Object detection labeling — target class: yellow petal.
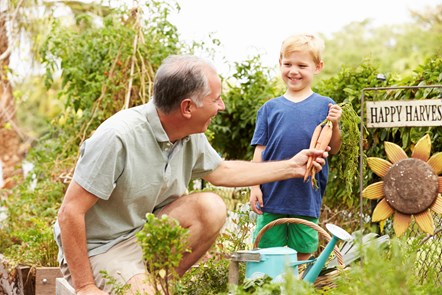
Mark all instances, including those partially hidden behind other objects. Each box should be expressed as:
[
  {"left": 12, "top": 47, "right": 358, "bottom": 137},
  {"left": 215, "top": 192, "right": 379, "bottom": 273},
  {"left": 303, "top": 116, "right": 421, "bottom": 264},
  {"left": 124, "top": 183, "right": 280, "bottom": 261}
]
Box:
[
  {"left": 362, "top": 181, "right": 384, "bottom": 199},
  {"left": 427, "top": 152, "right": 442, "bottom": 175},
  {"left": 439, "top": 177, "right": 442, "bottom": 193},
  {"left": 411, "top": 134, "right": 431, "bottom": 162},
  {"left": 430, "top": 195, "right": 442, "bottom": 214},
  {"left": 367, "top": 157, "right": 392, "bottom": 178},
  {"left": 393, "top": 211, "right": 411, "bottom": 237},
  {"left": 372, "top": 199, "right": 394, "bottom": 222},
  {"left": 414, "top": 210, "right": 435, "bottom": 235},
  {"left": 384, "top": 141, "right": 408, "bottom": 164},
  {"left": 379, "top": 220, "right": 386, "bottom": 233}
]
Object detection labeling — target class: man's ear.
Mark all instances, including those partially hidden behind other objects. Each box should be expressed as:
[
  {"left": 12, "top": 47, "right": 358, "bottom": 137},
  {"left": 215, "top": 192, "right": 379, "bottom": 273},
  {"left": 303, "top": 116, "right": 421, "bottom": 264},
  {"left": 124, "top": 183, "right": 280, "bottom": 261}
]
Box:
[{"left": 181, "top": 98, "right": 193, "bottom": 119}]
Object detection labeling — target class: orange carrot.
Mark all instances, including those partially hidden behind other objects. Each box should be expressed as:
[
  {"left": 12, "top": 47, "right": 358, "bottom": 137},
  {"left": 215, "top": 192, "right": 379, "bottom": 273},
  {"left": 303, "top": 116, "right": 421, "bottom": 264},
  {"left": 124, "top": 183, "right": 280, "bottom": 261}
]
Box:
[
  {"left": 314, "top": 120, "right": 333, "bottom": 150},
  {"left": 304, "top": 123, "right": 323, "bottom": 182},
  {"left": 305, "top": 120, "right": 334, "bottom": 188}
]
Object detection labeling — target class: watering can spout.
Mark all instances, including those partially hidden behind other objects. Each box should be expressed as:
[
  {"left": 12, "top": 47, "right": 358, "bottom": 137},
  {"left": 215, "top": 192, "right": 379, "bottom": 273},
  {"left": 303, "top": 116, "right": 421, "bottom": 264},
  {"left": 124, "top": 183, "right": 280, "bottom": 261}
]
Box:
[{"left": 303, "top": 224, "right": 352, "bottom": 283}]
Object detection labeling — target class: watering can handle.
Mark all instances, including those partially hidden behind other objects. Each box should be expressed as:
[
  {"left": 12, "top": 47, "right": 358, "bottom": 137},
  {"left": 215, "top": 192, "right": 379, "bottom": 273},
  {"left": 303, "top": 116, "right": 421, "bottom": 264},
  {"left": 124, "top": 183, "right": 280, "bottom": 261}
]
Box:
[{"left": 253, "top": 217, "right": 345, "bottom": 267}]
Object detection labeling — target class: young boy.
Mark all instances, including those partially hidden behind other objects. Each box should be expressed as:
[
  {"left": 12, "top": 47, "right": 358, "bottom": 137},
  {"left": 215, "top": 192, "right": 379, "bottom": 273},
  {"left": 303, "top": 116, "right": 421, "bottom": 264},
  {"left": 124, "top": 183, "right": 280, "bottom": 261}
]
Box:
[{"left": 250, "top": 33, "right": 342, "bottom": 260}]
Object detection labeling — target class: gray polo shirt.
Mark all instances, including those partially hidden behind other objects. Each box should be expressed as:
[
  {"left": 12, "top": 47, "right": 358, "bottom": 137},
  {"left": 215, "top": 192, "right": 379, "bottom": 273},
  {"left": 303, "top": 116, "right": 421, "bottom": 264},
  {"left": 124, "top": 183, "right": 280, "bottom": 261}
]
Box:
[{"left": 54, "top": 101, "right": 222, "bottom": 259}]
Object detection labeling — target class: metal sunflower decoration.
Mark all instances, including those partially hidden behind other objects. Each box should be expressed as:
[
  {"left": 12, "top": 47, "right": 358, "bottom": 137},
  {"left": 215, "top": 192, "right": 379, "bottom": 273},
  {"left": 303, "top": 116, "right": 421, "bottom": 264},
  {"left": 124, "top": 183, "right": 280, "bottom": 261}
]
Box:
[{"left": 362, "top": 134, "right": 442, "bottom": 236}]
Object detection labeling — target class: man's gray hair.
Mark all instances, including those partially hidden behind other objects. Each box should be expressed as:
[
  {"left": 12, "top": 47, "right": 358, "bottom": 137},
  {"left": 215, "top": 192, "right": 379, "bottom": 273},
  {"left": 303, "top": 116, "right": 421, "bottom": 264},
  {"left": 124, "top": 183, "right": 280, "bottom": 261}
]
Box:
[{"left": 153, "top": 55, "right": 216, "bottom": 114}]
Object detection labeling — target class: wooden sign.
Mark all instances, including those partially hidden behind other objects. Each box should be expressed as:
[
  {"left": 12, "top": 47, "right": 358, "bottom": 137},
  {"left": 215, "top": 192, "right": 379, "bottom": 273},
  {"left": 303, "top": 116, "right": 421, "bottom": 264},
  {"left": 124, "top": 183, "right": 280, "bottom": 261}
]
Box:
[{"left": 366, "top": 99, "right": 442, "bottom": 128}]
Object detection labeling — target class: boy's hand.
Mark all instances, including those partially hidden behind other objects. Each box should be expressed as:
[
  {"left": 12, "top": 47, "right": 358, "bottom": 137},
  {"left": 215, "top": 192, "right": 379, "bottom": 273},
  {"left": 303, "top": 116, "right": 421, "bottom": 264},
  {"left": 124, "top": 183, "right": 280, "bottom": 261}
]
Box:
[
  {"left": 250, "top": 186, "right": 264, "bottom": 214},
  {"left": 327, "top": 103, "right": 342, "bottom": 125}
]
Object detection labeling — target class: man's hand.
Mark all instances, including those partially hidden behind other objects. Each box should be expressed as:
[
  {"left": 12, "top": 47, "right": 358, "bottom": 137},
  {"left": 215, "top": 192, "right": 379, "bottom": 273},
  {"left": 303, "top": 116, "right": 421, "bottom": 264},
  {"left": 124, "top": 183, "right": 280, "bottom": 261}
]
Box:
[{"left": 292, "top": 147, "right": 330, "bottom": 175}]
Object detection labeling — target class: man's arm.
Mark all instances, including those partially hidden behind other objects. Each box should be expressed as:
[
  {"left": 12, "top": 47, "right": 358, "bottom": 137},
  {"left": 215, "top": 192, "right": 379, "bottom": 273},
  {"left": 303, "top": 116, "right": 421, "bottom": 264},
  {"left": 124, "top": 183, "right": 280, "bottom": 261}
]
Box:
[
  {"left": 204, "top": 148, "right": 328, "bottom": 187},
  {"left": 57, "top": 180, "right": 106, "bottom": 294}
]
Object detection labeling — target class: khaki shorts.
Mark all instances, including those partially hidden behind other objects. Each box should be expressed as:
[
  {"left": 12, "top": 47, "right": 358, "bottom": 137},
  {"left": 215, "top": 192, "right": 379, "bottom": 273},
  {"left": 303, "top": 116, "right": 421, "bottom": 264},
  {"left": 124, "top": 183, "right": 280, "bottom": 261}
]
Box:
[{"left": 60, "top": 235, "right": 145, "bottom": 293}]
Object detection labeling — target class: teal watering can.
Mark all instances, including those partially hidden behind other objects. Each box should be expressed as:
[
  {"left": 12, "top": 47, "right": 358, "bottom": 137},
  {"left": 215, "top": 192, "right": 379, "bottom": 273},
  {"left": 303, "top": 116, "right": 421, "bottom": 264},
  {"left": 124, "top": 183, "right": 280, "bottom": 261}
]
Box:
[
  {"left": 228, "top": 219, "right": 352, "bottom": 285},
  {"left": 302, "top": 223, "right": 353, "bottom": 283}
]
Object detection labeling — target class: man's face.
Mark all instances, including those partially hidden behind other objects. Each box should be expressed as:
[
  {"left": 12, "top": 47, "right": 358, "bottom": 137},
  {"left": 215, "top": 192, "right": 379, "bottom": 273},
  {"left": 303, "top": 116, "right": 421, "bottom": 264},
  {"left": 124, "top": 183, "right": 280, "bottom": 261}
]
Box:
[{"left": 191, "top": 68, "right": 225, "bottom": 133}]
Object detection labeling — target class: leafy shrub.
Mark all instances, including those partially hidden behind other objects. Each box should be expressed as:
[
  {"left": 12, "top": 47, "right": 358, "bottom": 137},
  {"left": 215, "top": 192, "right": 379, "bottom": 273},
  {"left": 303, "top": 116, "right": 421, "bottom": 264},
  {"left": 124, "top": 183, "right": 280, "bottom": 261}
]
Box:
[
  {"left": 137, "top": 213, "right": 190, "bottom": 295},
  {"left": 328, "top": 237, "right": 442, "bottom": 295},
  {"left": 209, "top": 56, "right": 281, "bottom": 160}
]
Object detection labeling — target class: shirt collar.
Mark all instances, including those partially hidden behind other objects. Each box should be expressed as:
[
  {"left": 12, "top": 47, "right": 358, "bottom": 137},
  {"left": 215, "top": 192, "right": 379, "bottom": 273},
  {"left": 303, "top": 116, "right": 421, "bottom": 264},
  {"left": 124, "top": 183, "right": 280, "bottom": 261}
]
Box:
[
  {"left": 146, "top": 100, "right": 170, "bottom": 143},
  {"left": 145, "top": 100, "right": 190, "bottom": 144}
]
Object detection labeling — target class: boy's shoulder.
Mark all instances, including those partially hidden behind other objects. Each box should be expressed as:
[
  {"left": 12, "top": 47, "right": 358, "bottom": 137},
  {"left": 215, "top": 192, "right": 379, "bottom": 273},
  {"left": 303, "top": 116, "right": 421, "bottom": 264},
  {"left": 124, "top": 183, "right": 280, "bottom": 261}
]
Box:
[
  {"left": 258, "top": 96, "right": 288, "bottom": 111},
  {"left": 311, "top": 92, "right": 333, "bottom": 100},
  {"left": 305, "top": 93, "right": 336, "bottom": 107},
  {"left": 262, "top": 95, "right": 285, "bottom": 105}
]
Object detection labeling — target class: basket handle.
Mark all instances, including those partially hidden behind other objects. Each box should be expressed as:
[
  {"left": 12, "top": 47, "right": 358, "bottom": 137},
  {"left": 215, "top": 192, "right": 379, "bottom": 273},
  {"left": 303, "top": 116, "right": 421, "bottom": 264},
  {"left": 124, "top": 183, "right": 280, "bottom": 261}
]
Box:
[{"left": 253, "top": 217, "right": 345, "bottom": 267}]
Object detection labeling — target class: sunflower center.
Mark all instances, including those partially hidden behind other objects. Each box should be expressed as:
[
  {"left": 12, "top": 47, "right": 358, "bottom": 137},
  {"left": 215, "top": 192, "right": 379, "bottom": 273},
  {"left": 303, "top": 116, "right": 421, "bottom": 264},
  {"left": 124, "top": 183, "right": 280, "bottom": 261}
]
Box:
[{"left": 383, "top": 158, "right": 438, "bottom": 214}]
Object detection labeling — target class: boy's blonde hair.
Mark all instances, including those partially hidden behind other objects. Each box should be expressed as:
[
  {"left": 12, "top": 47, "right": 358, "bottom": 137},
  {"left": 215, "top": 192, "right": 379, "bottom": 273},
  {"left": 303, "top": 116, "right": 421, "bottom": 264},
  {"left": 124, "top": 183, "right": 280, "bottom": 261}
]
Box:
[{"left": 280, "top": 33, "right": 324, "bottom": 65}]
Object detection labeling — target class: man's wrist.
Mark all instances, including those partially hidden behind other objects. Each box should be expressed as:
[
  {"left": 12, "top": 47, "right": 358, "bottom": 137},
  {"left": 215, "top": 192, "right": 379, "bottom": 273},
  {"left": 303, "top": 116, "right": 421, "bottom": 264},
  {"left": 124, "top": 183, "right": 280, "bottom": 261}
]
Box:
[
  {"left": 75, "top": 282, "right": 96, "bottom": 293},
  {"left": 289, "top": 160, "right": 303, "bottom": 178}
]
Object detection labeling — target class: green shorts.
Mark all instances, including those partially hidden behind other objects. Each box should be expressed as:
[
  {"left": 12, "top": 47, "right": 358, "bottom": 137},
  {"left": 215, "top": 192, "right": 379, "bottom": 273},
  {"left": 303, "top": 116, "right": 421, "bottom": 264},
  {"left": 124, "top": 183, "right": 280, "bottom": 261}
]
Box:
[{"left": 253, "top": 212, "right": 319, "bottom": 254}]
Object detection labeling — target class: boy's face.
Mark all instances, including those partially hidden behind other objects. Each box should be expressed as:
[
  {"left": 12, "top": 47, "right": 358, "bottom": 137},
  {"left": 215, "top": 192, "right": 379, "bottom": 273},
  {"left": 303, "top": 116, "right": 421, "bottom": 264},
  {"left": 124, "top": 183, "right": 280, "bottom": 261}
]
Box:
[{"left": 279, "top": 51, "right": 323, "bottom": 94}]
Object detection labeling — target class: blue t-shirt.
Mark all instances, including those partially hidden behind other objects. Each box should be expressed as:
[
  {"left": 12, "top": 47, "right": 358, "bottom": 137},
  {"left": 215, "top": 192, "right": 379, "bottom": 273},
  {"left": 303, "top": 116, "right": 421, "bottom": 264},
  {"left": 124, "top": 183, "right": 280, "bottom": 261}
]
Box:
[{"left": 251, "top": 93, "right": 335, "bottom": 218}]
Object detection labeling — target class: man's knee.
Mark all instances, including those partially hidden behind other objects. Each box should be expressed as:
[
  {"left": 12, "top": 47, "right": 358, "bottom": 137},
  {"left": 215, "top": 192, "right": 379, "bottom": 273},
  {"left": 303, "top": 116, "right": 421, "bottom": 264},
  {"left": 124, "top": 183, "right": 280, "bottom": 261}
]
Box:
[{"left": 199, "top": 192, "right": 227, "bottom": 225}]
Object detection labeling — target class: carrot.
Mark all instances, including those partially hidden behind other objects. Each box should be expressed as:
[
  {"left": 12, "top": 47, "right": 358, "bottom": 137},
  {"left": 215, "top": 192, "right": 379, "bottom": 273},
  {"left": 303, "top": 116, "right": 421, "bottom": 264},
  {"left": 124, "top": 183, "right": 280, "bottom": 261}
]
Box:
[
  {"left": 314, "top": 120, "right": 333, "bottom": 150},
  {"left": 304, "top": 123, "right": 323, "bottom": 181},
  {"left": 304, "top": 120, "right": 334, "bottom": 188}
]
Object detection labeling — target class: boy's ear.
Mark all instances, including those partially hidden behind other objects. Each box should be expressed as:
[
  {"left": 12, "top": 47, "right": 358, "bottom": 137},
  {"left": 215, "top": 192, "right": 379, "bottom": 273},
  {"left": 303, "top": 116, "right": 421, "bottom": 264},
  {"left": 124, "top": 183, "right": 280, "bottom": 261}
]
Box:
[{"left": 315, "top": 60, "right": 324, "bottom": 73}]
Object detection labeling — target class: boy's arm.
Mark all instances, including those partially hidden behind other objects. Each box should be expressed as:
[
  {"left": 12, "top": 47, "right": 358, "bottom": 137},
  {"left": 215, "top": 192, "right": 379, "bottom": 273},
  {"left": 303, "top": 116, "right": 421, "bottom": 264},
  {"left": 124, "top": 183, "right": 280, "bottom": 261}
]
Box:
[
  {"left": 250, "top": 145, "right": 265, "bottom": 214},
  {"left": 250, "top": 145, "right": 265, "bottom": 187},
  {"left": 329, "top": 123, "right": 342, "bottom": 155},
  {"left": 327, "top": 103, "right": 342, "bottom": 155}
]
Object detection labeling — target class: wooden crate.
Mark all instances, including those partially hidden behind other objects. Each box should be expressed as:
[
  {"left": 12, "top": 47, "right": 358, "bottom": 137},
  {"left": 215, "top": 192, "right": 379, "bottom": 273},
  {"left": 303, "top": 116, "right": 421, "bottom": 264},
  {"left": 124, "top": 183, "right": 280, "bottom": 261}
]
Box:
[
  {"left": 17, "top": 265, "right": 34, "bottom": 295},
  {"left": 1, "top": 255, "right": 63, "bottom": 295},
  {"left": 35, "top": 267, "right": 62, "bottom": 295}
]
